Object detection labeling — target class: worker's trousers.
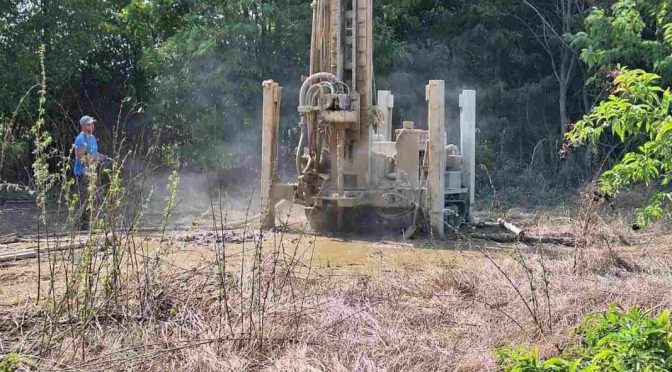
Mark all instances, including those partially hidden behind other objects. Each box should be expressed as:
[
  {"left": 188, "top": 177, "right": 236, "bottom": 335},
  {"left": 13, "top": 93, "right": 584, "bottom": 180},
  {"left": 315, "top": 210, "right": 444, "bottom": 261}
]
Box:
[{"left": 75, "top": 174, "right": 90, "bottom": 229}]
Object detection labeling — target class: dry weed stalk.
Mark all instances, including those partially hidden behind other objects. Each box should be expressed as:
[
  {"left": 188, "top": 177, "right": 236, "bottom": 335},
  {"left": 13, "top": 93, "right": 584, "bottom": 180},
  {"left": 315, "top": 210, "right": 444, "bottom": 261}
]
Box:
[
  {"left": 572, "top": 182, "right": 604, "bottom": 273},
  {"left": 4, "top": 219, "right": 672, "bottom": 370},
  {"left": 3, "top": 128, "right": 327, "bottom": 369},
  {"left": 481, "top": 246, "right": 554, "bottom": 336},
  {"left": 570, "top": 181, "right": 640, "bottom": 276}
]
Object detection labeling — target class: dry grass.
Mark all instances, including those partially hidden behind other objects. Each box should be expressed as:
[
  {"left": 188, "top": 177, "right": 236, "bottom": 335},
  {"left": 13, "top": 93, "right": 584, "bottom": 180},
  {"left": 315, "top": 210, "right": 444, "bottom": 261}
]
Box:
[{"left": 1, "top": 203, "right": 672, "bottom": 371}]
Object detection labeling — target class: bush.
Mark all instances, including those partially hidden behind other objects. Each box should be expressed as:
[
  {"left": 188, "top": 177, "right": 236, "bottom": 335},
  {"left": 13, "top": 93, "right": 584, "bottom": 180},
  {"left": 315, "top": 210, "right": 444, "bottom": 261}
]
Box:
[
  {"left": 566, "top": 68, "right": 672, "bottom": 226},
  {"left": 496, "top": 304, "right": 672, "bottom": 371},
  {"left": 0, "top": 354, "right": 20, "bottom": 372}
]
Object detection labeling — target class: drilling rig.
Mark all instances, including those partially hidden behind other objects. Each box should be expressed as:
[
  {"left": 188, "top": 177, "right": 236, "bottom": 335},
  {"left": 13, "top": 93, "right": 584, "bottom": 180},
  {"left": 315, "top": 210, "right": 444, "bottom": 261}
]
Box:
[{"left": 260, "top": 0, "right": 476, "bottom": 238}]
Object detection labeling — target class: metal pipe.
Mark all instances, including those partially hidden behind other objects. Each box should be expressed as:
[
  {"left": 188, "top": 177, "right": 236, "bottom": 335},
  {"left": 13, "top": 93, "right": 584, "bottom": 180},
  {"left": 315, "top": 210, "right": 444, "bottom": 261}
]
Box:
[
  {"left": 309, "top": 0, "right": 317, "bottom": 75},
  {"left": 351, "top": 0, "right": 357, "bottom": 91},
  {"left": 305, "top": 114, "right": 312, "bottom": 154}
]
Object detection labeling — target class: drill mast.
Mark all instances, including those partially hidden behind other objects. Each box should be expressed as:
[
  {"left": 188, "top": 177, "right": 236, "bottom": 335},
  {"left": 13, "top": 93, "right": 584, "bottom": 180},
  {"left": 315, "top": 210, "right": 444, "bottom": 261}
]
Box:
[{"left": 260, "top": 0, "right": 477, "bottom": 237}]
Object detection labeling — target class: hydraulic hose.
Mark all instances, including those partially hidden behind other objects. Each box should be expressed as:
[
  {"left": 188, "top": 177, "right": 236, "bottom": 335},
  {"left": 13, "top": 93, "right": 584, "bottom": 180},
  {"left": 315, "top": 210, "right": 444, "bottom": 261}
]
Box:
[
  {"left": 302, "top": 155, "right": 314, "bottom": 175},
  {"left": 298, "top": 72, "right": 340, "bottom": 109},
  {"left": 306, "top": 82, "right": 335, "bottom": 108},
  {"left": 296, "top": 119, "right": 306, "bottom": 175}
]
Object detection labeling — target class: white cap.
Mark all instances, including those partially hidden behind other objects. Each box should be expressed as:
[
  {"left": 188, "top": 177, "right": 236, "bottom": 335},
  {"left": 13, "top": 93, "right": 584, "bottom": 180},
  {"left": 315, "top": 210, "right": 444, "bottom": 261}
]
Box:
[{"left": 79, "top": 115, "right": 96, "bottom": 126}]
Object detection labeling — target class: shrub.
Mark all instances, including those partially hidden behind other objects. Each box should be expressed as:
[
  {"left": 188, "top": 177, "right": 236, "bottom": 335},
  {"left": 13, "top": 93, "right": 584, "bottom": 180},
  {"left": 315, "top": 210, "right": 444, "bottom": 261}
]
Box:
[
  {"left": 0, "top": 354, "right": 20, "bottom": 372},
  {"left": 565, "top": 68, "right": 672, "bottom": 226},
  {"left": 496, "top": 304, "right": 672, "bottom": 371}
]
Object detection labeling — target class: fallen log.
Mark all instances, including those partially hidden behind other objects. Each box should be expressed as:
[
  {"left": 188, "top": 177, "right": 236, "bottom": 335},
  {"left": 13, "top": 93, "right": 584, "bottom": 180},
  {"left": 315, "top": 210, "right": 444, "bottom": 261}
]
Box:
[
  {"left": 497, "top": 218, "right": 525, "bottom": 240},
  {"left": 12, "top": 215, "right": 264, "bottom": 241},
  {"left": 470, "top": 231, "right": 575, "bottom": 246},
  {"left": 469, "top": 232, "right": 519, "bottom": 243},
  {"left": 523, "top": 235, "right": 575, "bottom": 246},
  {"left": 468, "top": 218, "right": 576, "bottom": 247},
  {"left": 0, "top": 233, "right": 20, "bottom": 245},
  {"left": 0, "top": 242, "right": 87, "bottom": 263},
  {"left": 472, "top": 221, "right": 502, "bottom": 229}
]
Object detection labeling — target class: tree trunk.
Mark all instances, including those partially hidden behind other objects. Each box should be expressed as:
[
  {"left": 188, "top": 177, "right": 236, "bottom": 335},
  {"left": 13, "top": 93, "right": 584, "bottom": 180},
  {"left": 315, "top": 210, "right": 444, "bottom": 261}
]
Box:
[
  {"left": 559, "top": 86, "right": 568, "bottom": 135},
  {"left": 558, "top": 45, "right": 576, "bottom": 136}
]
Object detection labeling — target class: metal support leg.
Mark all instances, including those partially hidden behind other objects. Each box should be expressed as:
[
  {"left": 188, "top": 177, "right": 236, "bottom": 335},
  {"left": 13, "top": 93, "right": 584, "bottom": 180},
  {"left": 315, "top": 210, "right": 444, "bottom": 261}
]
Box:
[
  {"left": 459, "top": 90, "right": 476, "bottom": 220},
  {"left": 376, "top": 90, "right": 394, "bottom": 141},
  {"left": 427, "top": 80, "right": 446, "bottom": 238},
  {"left": 261, "top": 80, "right": 282, "bottom": 229}
]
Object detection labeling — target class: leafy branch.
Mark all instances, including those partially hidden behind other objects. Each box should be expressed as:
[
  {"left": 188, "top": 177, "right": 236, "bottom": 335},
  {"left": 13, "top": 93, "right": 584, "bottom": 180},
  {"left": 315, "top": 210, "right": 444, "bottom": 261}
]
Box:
[{"left": 566, "top": 67, "right": 672, "bottom": 226}]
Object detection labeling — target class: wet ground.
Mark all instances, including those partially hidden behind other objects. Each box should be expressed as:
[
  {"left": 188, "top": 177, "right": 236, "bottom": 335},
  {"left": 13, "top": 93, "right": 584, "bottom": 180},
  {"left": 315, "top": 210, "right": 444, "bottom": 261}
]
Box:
[
  {"left": 0, "top": 197, "right": 517, "bottom": 265},
  {"left": 0, "top": 196, "right": 523, "bottom": 310},
  {"left": 0, "top": 223, "right": 503, "bottom": 308}
]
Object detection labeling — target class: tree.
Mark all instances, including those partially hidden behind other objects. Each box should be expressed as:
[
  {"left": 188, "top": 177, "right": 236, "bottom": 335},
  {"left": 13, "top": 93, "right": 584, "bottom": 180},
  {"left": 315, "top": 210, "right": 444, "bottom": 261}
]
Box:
[
  {"left": 519, "top": 0, "right": 589, "bottom": 135},
  {"left": 143, "top": 0, "right": 313, "bottom": 165},
  {"left": 0, "top": 0, "right": 189, "bottom": 181},
  {"left": 572, "top": 0, "right": 672, "bottom": 84},
  {"left": 566, "top": 68, "right": 672, "bottom": 225},
  {"left": 565, "top": 0, "right": 672, "bottom": 225}
]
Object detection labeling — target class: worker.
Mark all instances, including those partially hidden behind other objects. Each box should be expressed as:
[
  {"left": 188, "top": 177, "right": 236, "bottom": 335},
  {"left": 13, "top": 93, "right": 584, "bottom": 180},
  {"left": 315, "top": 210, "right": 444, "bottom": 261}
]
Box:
[{"left": 73, "top": 115, "right": 105, "bottom": 230}]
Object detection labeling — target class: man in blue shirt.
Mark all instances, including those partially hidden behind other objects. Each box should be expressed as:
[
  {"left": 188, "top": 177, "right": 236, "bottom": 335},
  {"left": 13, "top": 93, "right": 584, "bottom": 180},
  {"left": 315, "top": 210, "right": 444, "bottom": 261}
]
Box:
[{"left": 74, "top": 115, "right": 104, "bottom": 229}]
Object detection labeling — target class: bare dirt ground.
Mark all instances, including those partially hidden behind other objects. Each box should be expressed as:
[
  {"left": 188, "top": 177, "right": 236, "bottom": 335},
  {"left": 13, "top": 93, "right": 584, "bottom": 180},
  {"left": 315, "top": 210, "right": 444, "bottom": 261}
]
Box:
[{"left": 1, "top": 199, "right": 671, "bottom": 370}]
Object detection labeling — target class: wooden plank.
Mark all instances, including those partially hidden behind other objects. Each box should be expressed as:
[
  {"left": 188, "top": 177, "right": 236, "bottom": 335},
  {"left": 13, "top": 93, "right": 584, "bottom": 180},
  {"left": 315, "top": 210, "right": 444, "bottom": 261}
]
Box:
[
  {"left": 498, "top": 218, "right": 524, "bottom": 240},
  {"left": 0, "top": 242, "right": 87, "bottom": 263}
]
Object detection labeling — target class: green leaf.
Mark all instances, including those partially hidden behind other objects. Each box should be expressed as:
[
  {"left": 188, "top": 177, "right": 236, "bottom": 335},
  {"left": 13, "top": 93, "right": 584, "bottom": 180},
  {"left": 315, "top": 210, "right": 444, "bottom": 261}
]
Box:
[{"left": 656, "top": 118, "right": 672, "bottom": 141}]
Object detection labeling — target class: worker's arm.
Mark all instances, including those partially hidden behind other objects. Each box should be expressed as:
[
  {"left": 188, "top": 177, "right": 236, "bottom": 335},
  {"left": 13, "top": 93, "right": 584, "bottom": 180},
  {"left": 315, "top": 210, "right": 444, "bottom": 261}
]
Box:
[
  {"left": 74, "top": 136, "right": 99, "bottom": 165},
  {"left": 93, "top": 152, "right": 110, "bottom": 162},
  {"left": 76, "top": 147, "right": 98, "bottom": 164}
]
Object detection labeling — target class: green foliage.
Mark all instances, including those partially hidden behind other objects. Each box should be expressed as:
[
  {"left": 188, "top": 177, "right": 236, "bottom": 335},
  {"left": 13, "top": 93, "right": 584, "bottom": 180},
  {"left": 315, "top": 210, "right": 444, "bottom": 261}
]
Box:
[
  {"left": 566, "top": 67, "right": 672, "bottom": 225},
  {"left": 0, "top": 354, "right": 20, "bottom": 372},
  {"left": 139, "top": 0, "right": 309, "bottom": 164},
  {"left": 496, "top": 304, "right": 672, "bottom": 371},
  {"left": 569, "top": 0, "right": 672, "bottom": 223},
  {"left": 0, "top": 0, "right": 172, "bottom": 181},
  {"left": 572, "top": 0, "right": 672, "bottom": 83},
  {"left": 496, "top": 347, "right": 579, "bottom": 371},
  {"left": 0, "top": 0, "right": 601, "bottom": 196},
  {"left": 476, "top": 140, "right": 496, "bottom": 170}
]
